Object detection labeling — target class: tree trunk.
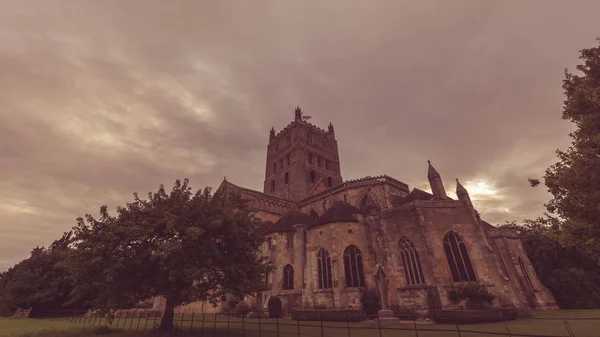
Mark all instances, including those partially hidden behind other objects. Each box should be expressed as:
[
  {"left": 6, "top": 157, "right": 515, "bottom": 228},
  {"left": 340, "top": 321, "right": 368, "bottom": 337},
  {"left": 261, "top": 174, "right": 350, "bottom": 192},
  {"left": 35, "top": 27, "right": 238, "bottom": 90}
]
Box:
[{"left": 158, "top": 297, "right": 176, "bottom": 331}]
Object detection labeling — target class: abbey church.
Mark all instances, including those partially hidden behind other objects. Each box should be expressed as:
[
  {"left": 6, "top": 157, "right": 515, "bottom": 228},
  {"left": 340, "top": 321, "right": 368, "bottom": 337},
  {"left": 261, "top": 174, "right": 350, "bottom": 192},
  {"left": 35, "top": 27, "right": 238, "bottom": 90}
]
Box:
[{"left": 191, "top": 108, "right": 557, "bottom": 313}]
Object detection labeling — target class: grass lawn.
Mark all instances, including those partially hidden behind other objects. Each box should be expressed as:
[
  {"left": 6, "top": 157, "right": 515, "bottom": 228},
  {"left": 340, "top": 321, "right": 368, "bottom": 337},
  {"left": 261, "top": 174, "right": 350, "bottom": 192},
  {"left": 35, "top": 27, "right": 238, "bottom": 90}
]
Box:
[{"left": 1, "top": 310, "right": 599, "bottom": 337}]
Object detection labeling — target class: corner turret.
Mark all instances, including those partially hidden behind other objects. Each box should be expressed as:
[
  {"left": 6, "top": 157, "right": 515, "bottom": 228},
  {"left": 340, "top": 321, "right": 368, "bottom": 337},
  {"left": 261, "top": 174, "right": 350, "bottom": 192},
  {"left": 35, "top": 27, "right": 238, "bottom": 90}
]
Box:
[
  {"left": 427, "top": 160, "right": 447, "bottom": 199},
  {"left": 328, "top": 122, "right": 335, "bottom": 134}
]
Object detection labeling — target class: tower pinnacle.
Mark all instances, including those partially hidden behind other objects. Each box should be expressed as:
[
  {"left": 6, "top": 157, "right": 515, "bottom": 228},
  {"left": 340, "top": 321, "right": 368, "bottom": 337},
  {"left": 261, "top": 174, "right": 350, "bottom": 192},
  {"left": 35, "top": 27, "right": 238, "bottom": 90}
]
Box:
[{"left": 427, "top": 160, "right": 447, "bottom": 198}]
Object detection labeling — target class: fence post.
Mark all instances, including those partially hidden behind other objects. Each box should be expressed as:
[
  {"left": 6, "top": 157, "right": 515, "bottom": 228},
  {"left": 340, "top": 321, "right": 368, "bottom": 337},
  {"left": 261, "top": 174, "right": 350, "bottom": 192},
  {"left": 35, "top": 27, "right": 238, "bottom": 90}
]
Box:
[
  {"left": 297, "top": 317, "right": 300, "bottom": 337},
  {"left": 143, "top": 312, "right": 149, "bottom": 330},
  {"left": 136, "top": 311, "right": 142, "bottom": 330},
  {"left": 92, "top": 312, "right": 98, "bottom": 326},
  {"left": 504, "top": 320, "right": 512, "bottom": 337},
  {"left": 377, "top": 315, "right": 383, "bottom": 337},
  {"left": 180, "top": 312, "right": 185, "bottom": 332},
  {"left": 213, "top": 312, "right": 217, "bottom": 337},
  {"left": 346, "top": 313, "right": 351, "bottom": 337},
  {"left": 456, "top": 323, "right": 462, "bottom": 337},
  {"left": 129, "top": 311, "right": 135, "bottom": 329},
  {"left": 320, "top": 312, "right": 324, "bottom": 337},
  {"left": 227, "top": 313, "right": 231, "bottom": 337},
  {"left": 562, "top": 318, "right": 574, "bottom": 337},
  {"left": 412, "top": 308, "right": 419, "bottom": 337},
  {"left": 122, "top": 311, "right": 129, "bottom": 329},
  {"left": 190, "top": 312, "right": 195, "bottom": 333},
  {"left": 200, "top": 313, "right": 206, "bottom": 337},
  {"left": 115, "top": 311, "right": 122, "bottom": 328},
  {"left": 258, "top": 311, "right": 262, "bottom": 337},
  {"left": 242, "top": 314, "right": 245, "bottom": 337}
]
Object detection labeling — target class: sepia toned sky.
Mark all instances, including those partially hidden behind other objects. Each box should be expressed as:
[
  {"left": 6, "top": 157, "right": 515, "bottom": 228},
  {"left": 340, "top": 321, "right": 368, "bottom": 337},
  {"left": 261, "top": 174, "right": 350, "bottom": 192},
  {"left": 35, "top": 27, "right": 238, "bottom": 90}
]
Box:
[{"left": 1, "top": 0, "right": 599, "bottom": 271}]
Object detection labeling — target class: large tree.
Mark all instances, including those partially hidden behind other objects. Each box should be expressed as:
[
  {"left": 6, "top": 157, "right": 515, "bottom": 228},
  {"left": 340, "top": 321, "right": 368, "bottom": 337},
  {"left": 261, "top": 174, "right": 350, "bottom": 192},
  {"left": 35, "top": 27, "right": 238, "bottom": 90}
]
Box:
[
  {"left": 529, "top": 38, "right": 600, "bottom": 261},
  {"left": 68, "top": 179, "right": 271, "bottom": 331}
]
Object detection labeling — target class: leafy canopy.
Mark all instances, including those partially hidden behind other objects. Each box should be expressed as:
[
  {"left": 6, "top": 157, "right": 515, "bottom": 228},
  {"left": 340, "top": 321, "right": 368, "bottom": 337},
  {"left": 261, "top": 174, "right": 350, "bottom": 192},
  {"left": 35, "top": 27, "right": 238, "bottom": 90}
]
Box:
[
  {"left": 529, "top": 38, "right": 600, "bottom": 260},
  {"left": 68, "top": 178, "right": 271, "bottom": 330}
]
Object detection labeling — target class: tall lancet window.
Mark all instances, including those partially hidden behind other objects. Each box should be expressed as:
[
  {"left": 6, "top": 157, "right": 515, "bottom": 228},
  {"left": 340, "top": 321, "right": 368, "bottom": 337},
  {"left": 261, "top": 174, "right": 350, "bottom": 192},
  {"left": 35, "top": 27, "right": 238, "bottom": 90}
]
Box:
[
  {"left": 399, "top": 238, "right": 426, "bottom": 285},
  {"left": 343, "top": 245, "right": 365, "bottom": 288},
  {"left": 317, "top": 248, "right": 333, "bottom": 289},
  {"left": 283, "top": 264, "right": 294, "bottom": 290},
  {"left": 443, "top": 231, "right": 477, "bottom": 282}
]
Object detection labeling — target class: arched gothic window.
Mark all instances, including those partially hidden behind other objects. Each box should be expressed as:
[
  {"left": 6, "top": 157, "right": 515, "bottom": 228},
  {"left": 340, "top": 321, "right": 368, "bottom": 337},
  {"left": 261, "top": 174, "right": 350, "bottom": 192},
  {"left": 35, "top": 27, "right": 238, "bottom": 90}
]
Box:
[
  {"left": 343, "top": 245, "right": 365, "bottom": 288},
  {"left": 283, "top": 264, "right": 294, "bottom": 290},
  {"left": 310, "top": 170, "right": 316, "bottom": 183},
  {"left": 310, "top": 210, "right": 319, "bottom": 220},
  {"left": 327, "top": 177, "right": 332, "bottom": 187},
  {"left": 399, "top": 238, "right": 425, "bottom": 285},
  {"left": 284, "top": 172, "right": 289, "bottom": 185},
  {"left": 443, "top": 232, "right": 476, "bottom": 282},
  {"left": 317, "top": 248, "right": 333, "bottom": 289},
  {"left": 271, "top": 180, "right": 275, "bottom": 192},
  {"left": 518, "top": 256, "right": 534, "bottom": 288}
]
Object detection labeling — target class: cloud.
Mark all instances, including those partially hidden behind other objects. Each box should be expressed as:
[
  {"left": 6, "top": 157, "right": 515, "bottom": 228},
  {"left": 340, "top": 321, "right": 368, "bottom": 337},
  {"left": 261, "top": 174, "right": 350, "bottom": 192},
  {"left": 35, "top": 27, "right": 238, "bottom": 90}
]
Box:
[{"left": 1, "top": 0, "right": 599, "bottom": 270}]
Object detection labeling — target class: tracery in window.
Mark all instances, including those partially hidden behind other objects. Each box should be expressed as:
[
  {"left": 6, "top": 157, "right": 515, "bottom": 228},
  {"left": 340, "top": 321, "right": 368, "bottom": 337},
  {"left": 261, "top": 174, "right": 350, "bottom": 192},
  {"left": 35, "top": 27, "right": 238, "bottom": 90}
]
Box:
[{"left": 443, "top": 231, "right": 476, "bottom": 282}]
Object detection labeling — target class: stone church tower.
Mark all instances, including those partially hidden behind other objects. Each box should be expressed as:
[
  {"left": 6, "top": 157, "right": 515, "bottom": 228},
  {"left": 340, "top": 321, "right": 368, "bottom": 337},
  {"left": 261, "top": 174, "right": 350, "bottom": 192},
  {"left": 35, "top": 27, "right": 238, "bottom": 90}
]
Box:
[
  {"left": 263, "top": 107, "right": 343, "bottom": 201},
  {"left": 202, "top": 107, "right": 558, "bottom": 315}
]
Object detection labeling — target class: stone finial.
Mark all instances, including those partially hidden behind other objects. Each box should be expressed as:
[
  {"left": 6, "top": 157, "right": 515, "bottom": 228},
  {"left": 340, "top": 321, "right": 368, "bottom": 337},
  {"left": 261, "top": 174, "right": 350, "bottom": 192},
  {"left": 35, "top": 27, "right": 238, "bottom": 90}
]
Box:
[
  {"left": 269, "top": 127, "right": 276, "bottom": 140},
  {"left": 328, "top": 122, "right": 335, "bottom": 134}
]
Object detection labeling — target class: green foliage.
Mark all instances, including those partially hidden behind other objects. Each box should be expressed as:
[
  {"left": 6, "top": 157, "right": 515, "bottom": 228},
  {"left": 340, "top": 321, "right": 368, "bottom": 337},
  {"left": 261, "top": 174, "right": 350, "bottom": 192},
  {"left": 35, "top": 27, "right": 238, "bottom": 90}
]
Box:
[
  {"left": 267, "top": 296, "right": 282, "bottom": 318},
  {"left": 448, "top": 282, "right": 495, "bottom": 310},
  {"left": 67, "top": 179, "right": 272, "bottom": 331},
  {"left": 0, "top": 232, "right": 88, "bottom": 316},
  {"left": 499, "top": 220, "right": 600, "bottom": 308},
  {"left": 530, "top": 38, "right": 600, "bottom": 261},
  {"left": 359, "top": 288, "right": 381, "bottom": 318}
]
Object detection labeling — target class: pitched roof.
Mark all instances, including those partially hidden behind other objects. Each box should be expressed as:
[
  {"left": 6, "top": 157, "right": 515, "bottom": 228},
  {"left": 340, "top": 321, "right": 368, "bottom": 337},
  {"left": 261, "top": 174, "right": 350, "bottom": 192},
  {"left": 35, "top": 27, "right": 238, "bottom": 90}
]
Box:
[
  {"left": 393, "top": 188, "right": 434, "bottom": 206},
  {"left": 306, "top": 177, "right": 330, "bottom": 197},
  {"left": 313, "top": 201, "right": 363, "bottom": 227},
  {"left": 264, "top": 210, "right": 315, "bottom": 234}
]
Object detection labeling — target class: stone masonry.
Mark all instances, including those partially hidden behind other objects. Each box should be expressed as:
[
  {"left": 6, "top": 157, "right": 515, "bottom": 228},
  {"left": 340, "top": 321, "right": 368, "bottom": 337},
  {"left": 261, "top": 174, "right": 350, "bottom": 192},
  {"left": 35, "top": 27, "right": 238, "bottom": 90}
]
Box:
[{"left": 209, "top": 107, "right": 557, "bottom": 314}]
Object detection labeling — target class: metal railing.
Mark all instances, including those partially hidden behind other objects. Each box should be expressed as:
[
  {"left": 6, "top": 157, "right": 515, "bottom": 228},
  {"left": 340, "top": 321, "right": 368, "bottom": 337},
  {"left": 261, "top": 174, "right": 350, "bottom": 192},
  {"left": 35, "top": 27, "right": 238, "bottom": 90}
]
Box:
[{"left": 37, "top": 310, "right": 599, "bottom": 337}]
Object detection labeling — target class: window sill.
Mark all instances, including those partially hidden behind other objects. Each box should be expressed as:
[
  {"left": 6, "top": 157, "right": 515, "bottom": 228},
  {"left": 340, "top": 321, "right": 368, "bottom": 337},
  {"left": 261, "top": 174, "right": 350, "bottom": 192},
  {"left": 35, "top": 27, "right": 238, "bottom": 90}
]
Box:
[
  {"left": 342, "top": 287, "right": 364, "bottom": 293},
  {"left": 279, "top": 289, "right": 300, "bottom": 296},
  {"left": 314, "top": 289, "right": 334, "bottom": 294},
  {"left": 397, "top": 284, "right": 430, "bottom": 290}
]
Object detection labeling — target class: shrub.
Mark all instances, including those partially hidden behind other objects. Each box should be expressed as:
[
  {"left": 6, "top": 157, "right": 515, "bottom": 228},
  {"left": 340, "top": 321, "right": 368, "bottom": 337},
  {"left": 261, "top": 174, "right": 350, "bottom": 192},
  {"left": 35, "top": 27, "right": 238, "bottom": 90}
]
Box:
[
  {"left": 360, "top": 288, "right": 381, "bottom": 318},
  {"left": 267, "top": 296, "right": 282, "bottom": 318},
  {"left": 448, "top": 282, "right": 495, "bottom": 309},
  {"left": 235, "top": 302, "right": 250, "bottom": 317}
]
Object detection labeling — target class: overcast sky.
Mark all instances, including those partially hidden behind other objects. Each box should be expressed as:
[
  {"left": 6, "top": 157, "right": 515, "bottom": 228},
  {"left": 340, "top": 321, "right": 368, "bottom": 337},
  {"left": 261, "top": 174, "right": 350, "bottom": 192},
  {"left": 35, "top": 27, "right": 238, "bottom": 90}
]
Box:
[{"left": 1, "top": 0, "right": 599, "bottom": 271}]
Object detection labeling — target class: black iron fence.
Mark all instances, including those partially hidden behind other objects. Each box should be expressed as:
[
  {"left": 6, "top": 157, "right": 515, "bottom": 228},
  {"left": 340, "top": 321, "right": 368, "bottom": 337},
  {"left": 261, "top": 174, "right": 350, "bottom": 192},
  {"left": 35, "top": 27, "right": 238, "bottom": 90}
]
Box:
[{"left": 37, "top": 310, "right": 600, "bottom": 337}]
